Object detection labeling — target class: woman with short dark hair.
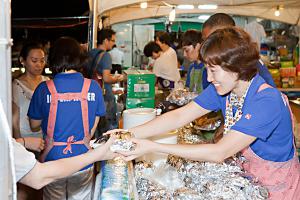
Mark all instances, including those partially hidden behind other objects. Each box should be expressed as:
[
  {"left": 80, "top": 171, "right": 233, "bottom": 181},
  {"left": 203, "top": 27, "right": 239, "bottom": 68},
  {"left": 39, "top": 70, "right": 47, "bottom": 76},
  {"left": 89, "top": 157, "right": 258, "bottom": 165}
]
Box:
[
  {"left": 27, "top": 37, "right": 106, "bottom": 200},
  {"left": 113, "top": 27, "right": 300, "bottom": 199}
]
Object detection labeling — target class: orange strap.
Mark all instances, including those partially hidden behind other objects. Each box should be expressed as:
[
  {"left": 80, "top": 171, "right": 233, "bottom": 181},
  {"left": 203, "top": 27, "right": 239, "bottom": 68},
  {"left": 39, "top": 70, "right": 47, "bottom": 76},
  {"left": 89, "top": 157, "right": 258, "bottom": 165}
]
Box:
[{"left": 44, "top": 78, "right": 91, "bottom": 157}]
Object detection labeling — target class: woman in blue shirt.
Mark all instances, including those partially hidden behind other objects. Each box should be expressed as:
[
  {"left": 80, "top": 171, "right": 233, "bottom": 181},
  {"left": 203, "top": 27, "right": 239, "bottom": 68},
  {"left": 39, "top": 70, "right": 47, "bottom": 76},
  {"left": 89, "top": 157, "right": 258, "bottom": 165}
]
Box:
[{"left": 114, "top": 27, "right": 300, "bottom": 199}]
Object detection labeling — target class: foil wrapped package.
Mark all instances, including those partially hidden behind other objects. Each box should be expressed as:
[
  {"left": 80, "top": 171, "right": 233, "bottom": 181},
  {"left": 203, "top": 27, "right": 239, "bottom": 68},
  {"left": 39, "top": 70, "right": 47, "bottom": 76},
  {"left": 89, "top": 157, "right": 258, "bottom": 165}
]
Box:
[
  {"left": 135, "top": 157, "right": 268, "bottom": 200},
  {"left": 166, "top": 89, "right": 198, "bottom": 106},
  {"left": 177, "top": 124, "right": 210, "bottom": 144},
  {"left": 93, "top": 131, "right": 136, "bottom": 152}
]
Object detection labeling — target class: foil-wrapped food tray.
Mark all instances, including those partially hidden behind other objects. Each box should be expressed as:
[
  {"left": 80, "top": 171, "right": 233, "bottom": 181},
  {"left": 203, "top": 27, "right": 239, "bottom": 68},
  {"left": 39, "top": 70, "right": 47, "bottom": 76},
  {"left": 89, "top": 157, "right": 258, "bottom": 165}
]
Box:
[
  {"left": 166, "top": 89, "right": 198, "bottom": 106},
  {"left": 134, "top": 157, "right": 269, "bottom": 200}
]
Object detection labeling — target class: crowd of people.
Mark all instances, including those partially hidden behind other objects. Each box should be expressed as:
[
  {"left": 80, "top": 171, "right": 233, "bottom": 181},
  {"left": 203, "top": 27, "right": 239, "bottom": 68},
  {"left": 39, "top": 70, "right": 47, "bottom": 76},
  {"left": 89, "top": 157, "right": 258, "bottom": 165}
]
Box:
[{"left": 10, "top": 13, "right": 299, "bottom": 200}]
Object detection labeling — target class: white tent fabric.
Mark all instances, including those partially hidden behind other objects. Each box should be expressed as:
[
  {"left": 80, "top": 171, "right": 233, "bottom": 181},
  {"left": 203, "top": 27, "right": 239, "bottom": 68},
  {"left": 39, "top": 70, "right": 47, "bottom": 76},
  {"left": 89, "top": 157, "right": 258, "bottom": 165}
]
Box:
[{"left": 96, "top": 0, "right": 300, "bottom": 26}]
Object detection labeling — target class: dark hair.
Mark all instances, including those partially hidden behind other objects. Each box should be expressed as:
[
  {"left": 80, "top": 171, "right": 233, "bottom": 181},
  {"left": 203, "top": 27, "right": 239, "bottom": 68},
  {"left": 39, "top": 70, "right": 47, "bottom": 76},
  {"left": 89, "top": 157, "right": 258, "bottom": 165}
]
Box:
[
  {"left": 97, "top": 28, "right": 116, "bottom": 45},
  {"left": 143, "top": 41, "right": 162, "bottom": 57},
  {"left": 181, "top": 30, "right": 203, "bottom": 47},
  {"left": 19, "top": 41, "right": 44, "bottom": 62},
  {"left": 155, "top": 31, "right": 171, "bottom": 46},
  {"left": 49, "top": 37, "right": 87, "bottom": 74},
  {"left": 200, "top": 27, "right": 259, "bottom": 81},
  {"left": 203, "top": 13, "right": 235, "bottom": 30}
]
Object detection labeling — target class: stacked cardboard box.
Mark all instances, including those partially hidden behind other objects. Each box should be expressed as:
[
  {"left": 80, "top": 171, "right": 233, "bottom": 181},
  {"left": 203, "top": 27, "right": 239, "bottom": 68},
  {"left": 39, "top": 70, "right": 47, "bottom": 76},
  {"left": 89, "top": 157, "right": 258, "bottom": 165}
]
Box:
[{"left": 124, "top": 70, "right": 155, "bottom": 109}]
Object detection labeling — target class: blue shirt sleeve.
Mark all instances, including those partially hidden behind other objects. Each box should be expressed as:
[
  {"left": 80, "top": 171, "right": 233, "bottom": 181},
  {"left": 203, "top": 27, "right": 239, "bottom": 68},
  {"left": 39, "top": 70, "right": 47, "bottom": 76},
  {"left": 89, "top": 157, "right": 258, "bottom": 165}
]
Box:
[
  {"left": 185, "top": 64, "right": 193, "bottom": 87},
  {"left": 232, "top": 89, "right": 282, "bottom": 140},
  {"left": 27, "top": 82, "right": 47, "bottom": 120},
  {"left": 193, "top": 84, "right": 222, "bottom": 111},
  {"left": 202, "top": 67, "right": 210, "bottom": 89},
  {"left": 256, "top": 61, "right": 276, "bottom": 87},
  {"left": 96, "top": 52, "right": 112, "bottom": 74}
]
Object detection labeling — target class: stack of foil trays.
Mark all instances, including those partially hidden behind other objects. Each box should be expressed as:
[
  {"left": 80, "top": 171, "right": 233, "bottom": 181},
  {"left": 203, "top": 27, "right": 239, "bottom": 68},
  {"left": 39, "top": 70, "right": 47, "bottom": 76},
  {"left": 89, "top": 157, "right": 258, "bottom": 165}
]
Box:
[
  {"left": 166, "top": 89, "right": 198, "bottom": 106},
  {"left": 135, "top": 157, "right": 268, "bottom": 200}
]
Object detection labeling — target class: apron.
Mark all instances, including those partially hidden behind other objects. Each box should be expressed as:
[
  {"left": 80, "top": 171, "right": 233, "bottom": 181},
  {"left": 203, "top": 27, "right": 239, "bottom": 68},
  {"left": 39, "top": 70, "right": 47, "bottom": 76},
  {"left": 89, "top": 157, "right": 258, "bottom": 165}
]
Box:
[
  {"left": 39, "top": 78, "right": 92, "bottom": 162},
  {"left": 225, "top": 83, "right": 300, "bottom": 199},
  {"left": 189, "top": 64, "right": 204, "bottom": 93}
]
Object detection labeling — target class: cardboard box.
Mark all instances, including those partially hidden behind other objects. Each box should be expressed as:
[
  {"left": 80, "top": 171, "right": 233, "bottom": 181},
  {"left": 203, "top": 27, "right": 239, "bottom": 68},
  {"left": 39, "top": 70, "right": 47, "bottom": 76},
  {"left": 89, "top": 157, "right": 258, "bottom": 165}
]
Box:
[{"left": 124, "top": 70, "right": 155, "bottom": 99}]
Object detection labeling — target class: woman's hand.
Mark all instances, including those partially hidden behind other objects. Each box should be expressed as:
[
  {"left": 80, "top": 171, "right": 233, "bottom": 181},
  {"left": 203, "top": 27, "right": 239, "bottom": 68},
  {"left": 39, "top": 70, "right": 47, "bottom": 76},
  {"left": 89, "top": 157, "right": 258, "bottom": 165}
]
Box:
[
  {"left": 117, "top": 138, "right": 156, "bottom": 161},
  {"left": 94, "top": 135, "right": 118, "bottom": 161},
  {"left": 24, "top": 137, "right": 45, "bottom": 152}
]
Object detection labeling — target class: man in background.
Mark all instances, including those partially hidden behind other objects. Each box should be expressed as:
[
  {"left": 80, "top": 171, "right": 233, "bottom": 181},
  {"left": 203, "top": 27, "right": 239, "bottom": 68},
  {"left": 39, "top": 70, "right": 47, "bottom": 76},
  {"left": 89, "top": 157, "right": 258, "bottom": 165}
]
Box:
[
  {"left": 88, "top": 29, "right": 124, "bottom": 133},
  {"left": 201, "top": 13, "right": 276, "bottom": 87},
  {"left": 109, "top": 44, "right": 124, "bottom": 74}
]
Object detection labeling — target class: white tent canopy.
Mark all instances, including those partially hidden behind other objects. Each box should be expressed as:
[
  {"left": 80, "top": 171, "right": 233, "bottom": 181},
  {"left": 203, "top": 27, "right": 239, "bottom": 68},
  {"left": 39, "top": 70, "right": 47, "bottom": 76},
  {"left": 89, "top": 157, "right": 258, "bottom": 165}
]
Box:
[{"left": 95, "top": 0, "right": 300, "bottom": 26}]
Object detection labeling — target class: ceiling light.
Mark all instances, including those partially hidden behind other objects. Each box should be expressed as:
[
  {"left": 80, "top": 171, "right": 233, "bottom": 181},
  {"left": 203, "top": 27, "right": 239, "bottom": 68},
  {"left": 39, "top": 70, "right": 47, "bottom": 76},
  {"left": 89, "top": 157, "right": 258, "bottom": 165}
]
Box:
[
  {"left": 274, "top": 6, "right": 280, "bottom": 16},
  {"left": 169, "top": 8, "right": 176, "bottom": 22},
  {"left": 198, "top": 4, "right": 218, "bottom": 10},
  {"left": 198, "top": 15, "right": 210, "bottom": 21},
  {"left": 140, "top": 2, "right": 148, "bottom": 9},
  {"left": 177, "top": 4, "right": 194, "bottom": 10}
]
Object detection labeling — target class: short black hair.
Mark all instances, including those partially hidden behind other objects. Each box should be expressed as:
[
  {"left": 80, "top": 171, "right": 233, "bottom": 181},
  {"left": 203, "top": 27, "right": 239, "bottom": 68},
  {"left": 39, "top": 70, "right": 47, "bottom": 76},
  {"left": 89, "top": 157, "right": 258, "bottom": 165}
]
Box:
[
  {"left": 143, "top": 41, "right": 162, "bottom": 57},
  {"left": 155, "top": 31, "right": 171, "bottom": 46},
  {"left": 97, "top": 28, "right": 116, "bottom": 45},
  {"left": 49, "top": 37, "right": 87, "bottom": 74},
  {"left": 203, "top": 13, "right": 235, "bottom": 29},
  {"left": 181, "top": 30, "right": 203, "bottom": 47},
  {"left": 200, "top": 27, "right": 258, "bottom": 81}
]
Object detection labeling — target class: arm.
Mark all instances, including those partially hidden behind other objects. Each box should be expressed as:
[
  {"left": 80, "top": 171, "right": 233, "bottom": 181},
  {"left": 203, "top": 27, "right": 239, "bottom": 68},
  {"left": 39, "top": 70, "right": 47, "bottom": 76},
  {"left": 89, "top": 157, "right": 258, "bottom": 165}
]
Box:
[
  {"left": 130, "top": 101, "right": 210, "bottom": 139},
  {"left": 19, "top": 136, "right": 116, "bottom": 189},
  {"left": 90, "top": 116, "right": 100, "bottom": 137},
  {"left": 102, "top": 69, "right": 123, "bottom": 84},
  {"left": 29, "top": 118, "right": 42, "bottom": 132},
  {"left": 12, "top": 102, "right": 21, "bottom": 138},
  {"left": 121, "top": 129, "right": 256, "bottom": 163}
]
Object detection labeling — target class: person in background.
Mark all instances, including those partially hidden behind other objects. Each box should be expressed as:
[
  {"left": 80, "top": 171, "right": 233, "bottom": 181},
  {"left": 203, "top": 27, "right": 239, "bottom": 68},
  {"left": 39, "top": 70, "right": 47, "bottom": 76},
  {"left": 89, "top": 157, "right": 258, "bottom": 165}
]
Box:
[
  {"left": 12, "top": 41, "right": 48, "bottom": 200},
  {"left": 181, "top": 30, "right": 209, "bottom": 93},
  {"left": 88, "top": 29, "right": 123, "bottom": 132},
  {"left": 111, "top": 27, "right": 300, "bottom": 200},
  {"left": 201, "top": 13, "right": 276, "bottom": 87},
  {"left": 109, "top": 44, "right": 124, "bottom": 74},
  {"left": 28, "top": 37, "right": 106, "bottom": 200},
  {"left": 153, "top": 31, "right": 181, "bottom": 89}
]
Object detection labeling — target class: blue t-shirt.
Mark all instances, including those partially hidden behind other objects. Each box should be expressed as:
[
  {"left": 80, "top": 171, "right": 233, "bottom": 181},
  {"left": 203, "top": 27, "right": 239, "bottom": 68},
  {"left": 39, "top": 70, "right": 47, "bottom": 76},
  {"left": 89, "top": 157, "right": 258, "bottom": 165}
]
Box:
[
  {"left": 28, "top": 72, "right": 106, "bottom": 163},
  {"left": 257, "top": 60, "right": 276, "bottom": 87},
  {"left": 185, "top": 62, "right": 209, "bottom": 90},
  {"left": 194, "top": 74, "right": 294, "bottom": 162},
  {"left": 89, "top": 48, "right": 114, "bottom": 100}
]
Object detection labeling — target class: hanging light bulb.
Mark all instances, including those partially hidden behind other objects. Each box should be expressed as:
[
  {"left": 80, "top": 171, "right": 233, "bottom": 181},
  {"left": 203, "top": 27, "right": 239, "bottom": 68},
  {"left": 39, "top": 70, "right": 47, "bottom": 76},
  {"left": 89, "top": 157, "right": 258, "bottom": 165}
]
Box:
[
  {"left": 169, "top": 7, "right": 176, "bottom": 22},
  {"left": 140, "top": 2, "right": 148, "bottom": 9},
  {"left": 274, "top": 6, "right": 280, "bottom": 16}
]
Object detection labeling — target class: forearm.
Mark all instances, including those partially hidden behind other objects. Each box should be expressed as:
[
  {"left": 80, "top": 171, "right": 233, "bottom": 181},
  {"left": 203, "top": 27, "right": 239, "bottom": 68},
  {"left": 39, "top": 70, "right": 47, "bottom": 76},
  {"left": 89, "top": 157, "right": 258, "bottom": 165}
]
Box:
[{"left": 22, "top": 150, "right": 99, "bottom": 189}]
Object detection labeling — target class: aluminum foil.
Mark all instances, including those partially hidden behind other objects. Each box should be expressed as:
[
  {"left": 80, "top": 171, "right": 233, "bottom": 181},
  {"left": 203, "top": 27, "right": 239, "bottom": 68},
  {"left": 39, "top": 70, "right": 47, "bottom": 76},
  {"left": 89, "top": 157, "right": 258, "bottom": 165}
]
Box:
[
  {"left": 177, "top": 124, "right": 210, "bottom": 144},
  {"left": 166, "top": 89, "right": 198, "bottom": 106},
  {"left": 135, "top": 157, "right": 268, "bottom": 200}
]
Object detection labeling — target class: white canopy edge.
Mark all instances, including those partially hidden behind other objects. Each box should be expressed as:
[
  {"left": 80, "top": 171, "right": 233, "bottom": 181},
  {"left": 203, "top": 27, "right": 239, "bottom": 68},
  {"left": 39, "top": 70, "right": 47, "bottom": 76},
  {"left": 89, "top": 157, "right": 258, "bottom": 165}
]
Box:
[{"left": 95, "top": 1, "right": 300, "bottom": 26}]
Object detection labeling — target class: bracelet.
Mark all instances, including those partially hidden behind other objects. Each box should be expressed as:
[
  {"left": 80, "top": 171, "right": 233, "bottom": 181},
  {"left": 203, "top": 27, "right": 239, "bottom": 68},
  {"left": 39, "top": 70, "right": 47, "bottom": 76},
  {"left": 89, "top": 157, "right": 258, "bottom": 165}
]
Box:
[{"left": 22, "top": 137, "right": 26, "bottom": 148}]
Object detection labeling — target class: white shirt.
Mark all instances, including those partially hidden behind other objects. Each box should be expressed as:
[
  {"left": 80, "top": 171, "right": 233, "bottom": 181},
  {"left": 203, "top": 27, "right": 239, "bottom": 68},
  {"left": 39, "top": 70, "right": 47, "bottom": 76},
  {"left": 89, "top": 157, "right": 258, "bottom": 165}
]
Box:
[
  {"left": 13, "top": 139, "right": 36, "bottom": 181},
  {"left": 244, "top": 21, "right": 266, "bottom": 49},
  {"left": 153, "top": 47, "right": 180, "bottom": 82},
  {"left": 109, "top": 48, "right": 124, "bottom": 65},
  {"left": 12, "top": 76, "right": 48, "bottom": 138}
]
